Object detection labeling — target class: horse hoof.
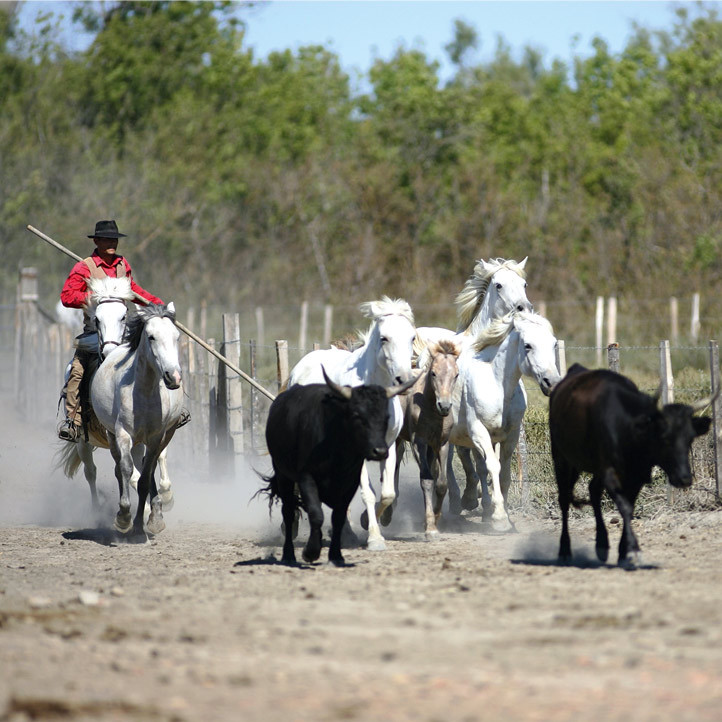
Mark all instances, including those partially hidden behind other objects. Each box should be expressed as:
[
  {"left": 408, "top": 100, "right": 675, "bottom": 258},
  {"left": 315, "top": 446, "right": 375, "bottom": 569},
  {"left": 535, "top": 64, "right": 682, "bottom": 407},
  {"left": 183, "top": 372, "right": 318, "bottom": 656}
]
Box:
[
  {"left": 113, "top": 517, "right": 132, "bottom": 534},
  {"left": 490, "top": 517, "right": 513, "bottom": 533},
  {"left": 425, "top": 530, "right": 440, "bottom": 542},
  {"left": 360, "top": 510, "right": 370, "bottom": 531},
  {"left": 366, "top": 537, "right": 387, "bottom": 552},
  {"left": 448, "top": 501, "right": 462, "bottom": 516},
  {"left": 146, "top": 517, "right": 166, "bottom": 535},
  {"left": 461, "top": 496, "right": 479, "bottom": 511},
  {"left": 596, "top": 545, "right": 610, "bottom": 563},
  {"left": 619, "top": 551, "right": 643, "bottom": 569}
]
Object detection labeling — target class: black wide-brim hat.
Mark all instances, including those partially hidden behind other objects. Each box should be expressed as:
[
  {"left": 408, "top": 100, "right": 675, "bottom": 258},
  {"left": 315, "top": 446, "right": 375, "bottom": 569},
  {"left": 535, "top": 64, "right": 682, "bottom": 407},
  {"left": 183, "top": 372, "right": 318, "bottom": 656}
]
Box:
[{"left": 88, "top": 219, "right": 127, "bottom": 239}]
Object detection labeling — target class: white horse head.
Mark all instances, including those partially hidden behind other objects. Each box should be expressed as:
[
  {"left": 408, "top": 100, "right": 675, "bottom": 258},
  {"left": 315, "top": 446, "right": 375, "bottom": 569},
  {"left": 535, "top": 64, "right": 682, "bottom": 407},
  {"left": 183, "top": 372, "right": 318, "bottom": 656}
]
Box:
[
  {"left": 359, "top": 296, "right": 416, "bottom": 386},
  {"left": 85, "top": 276, "right": 136, "bottom": 358},
  {"left": 455, "top": 257, "right": 531, "bottom": 337},
  {"left": 473, "top": 310, "right": 560, "bottom": 396},
  {"left": 126, "top": 303, "right": 182, "bottom": 389}
]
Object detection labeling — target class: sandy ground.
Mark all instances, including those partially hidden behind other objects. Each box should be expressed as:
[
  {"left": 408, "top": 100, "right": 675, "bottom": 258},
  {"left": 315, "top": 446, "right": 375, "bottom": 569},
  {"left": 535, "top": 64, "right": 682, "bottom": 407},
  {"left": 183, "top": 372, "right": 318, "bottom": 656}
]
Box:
[{"left": 1, "top": 389, "right": 722, "bottom": 722}]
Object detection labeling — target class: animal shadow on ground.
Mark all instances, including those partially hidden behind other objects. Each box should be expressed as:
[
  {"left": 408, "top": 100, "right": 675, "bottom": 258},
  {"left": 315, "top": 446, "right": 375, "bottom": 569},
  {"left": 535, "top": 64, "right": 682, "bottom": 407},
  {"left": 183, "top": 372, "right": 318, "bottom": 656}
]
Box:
[
  {"left": 61, "top": 528, "right": 155, "bottom": 546},
  {"left": 62, "top": 528, "right": 121, "bottom": 546},
  {"left": 509, "top": 554, "right": 660, "bottom": 571},
  {"left": 233, "top": 553, "right": 358, "bottom": 570},
  {"left": 507, "top": 531, "right": 659, "bottom": 570}
]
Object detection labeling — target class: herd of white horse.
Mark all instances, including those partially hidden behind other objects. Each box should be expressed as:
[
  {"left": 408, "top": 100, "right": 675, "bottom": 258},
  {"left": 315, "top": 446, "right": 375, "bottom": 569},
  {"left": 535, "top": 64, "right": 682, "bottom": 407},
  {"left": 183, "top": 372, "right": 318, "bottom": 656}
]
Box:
[{"left": 56, "top": 256, "right": 562, "bottom": 548}]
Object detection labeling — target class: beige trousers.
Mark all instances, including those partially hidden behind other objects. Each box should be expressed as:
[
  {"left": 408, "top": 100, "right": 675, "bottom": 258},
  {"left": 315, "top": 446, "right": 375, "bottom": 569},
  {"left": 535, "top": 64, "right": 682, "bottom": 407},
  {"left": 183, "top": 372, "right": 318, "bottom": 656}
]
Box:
[{"left": 64, "top": 351, "right": 90, "bottom": 427}]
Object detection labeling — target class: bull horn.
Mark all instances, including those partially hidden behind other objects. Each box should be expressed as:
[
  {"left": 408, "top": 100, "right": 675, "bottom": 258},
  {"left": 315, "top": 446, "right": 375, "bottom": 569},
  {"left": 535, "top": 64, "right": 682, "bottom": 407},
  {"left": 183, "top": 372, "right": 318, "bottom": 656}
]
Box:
[
  {"left": 690, "top": 385, "right": 720, "bottom": 413},
  {"left": 322, "top": 366, "right": 352, "bottom": 400},
  {"left": 386, "top": 373, "right": 421, "bottom": 399}
]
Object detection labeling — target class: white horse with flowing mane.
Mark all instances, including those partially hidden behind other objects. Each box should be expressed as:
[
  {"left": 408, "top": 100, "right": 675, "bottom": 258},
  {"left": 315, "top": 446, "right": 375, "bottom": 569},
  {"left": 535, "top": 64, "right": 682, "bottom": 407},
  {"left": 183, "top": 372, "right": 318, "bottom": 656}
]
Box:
[
  {"left": 416, "top": 257, "right": 531, "bottom": 351},
  {"left": 448, "top": 311, "right": 561, "bottom": 531},
  {"left": 287, "top": 296, "right": 417, "bottom": 551},
  {"left": 91, "top": 303, "right": 184, "bottom": 540}
]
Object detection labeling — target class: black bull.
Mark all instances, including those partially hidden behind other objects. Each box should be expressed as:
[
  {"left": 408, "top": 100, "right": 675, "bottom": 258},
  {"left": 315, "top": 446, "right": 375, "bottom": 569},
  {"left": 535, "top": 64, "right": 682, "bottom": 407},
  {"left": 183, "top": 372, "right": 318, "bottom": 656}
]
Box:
[
  {"left": 549, "top": 363, "right": 713, "bottom": 566},
  {"left": 262, "top": 371, "right": 416, "bottom": 566}
]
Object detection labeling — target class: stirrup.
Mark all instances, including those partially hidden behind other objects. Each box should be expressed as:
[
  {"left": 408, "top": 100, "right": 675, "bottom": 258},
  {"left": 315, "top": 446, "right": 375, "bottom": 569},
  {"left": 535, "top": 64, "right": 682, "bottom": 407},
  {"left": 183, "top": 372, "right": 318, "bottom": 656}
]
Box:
[
  {"left": 58, "top": 421, "right": 80, "bottom": 442},
  {"left": 176, "top": 409, "right": 191, "bottom": 429}
]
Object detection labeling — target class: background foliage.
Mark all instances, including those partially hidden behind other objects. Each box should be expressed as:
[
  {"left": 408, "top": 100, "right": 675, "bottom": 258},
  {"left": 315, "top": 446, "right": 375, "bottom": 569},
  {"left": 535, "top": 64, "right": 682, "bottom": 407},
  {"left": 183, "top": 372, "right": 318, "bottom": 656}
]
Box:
[{"left": 3, "top": 1, "right": 722, "bottom": 344}]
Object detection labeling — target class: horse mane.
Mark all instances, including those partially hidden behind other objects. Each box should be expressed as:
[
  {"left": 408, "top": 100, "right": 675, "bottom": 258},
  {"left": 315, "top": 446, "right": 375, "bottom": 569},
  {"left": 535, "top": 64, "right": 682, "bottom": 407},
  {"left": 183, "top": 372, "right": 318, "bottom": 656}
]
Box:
[
  {"left": 124, "top": 304, "right": 176, "bottom": 352},
  {"left": 330, "top": 333, "right": 364, "bottom": 352},
  {"left": 471, "top": 310, "right": 551, "bottom": 353},
  {"left": 415, "top": 338, "right": 461, "bottom": 370},
  {"left": 85, "top": 276, "right": 135, "bottom": 314},
  {"left": 455, "top": 258, "right": 527, "bottom": 333},
  {"left": 359, "top": 296, "right": 415, "bottom": 326}
]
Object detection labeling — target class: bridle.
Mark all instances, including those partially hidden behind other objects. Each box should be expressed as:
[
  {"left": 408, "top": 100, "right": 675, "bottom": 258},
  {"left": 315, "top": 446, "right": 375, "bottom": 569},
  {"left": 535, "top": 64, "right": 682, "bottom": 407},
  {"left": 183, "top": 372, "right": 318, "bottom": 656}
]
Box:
[{"left": 94, "top": 297, "right": 127, "bottom": 358}]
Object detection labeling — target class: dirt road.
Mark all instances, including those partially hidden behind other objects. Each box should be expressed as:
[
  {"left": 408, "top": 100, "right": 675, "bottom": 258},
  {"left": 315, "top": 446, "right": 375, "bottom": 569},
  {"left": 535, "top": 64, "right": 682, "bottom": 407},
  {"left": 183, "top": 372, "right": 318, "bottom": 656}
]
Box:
[{"left": 1, "top": 394, "right": 722, "bottom": 721}]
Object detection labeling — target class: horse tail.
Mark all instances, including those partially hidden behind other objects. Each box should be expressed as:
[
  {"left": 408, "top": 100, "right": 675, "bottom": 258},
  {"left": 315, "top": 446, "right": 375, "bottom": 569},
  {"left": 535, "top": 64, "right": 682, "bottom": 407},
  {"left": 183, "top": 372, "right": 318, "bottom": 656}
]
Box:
[{"left": 54, "top": 441, "right": 82, "bottom": 479}]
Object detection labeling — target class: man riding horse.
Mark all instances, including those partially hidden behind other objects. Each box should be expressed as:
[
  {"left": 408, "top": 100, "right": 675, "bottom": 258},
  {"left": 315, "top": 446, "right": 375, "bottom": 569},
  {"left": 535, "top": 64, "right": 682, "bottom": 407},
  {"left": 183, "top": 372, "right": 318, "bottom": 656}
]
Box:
[{"left": 58, "top": 219, "right": 181, "bottom": 441}]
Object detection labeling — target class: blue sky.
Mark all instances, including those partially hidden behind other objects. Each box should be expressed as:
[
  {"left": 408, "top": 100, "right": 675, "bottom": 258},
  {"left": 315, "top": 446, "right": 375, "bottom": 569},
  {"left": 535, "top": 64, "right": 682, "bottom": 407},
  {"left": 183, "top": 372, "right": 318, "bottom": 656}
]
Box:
[{"left": 17, "top": 1, "right": 716, "bottom": 83}]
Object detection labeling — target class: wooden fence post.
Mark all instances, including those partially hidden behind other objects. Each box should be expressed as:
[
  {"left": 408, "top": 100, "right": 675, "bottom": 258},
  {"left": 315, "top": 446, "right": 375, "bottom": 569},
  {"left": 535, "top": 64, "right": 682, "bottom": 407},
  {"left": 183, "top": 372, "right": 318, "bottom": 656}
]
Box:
[
  {"left": 607, "top": 343, "right": 620, "bottom": 373},
  {"left": 276, "top": 340, "right": 289, "bottom": 392},
  {"left": 670, "top": 297, "right": 679, "bottom": 345},
  {"left": 323, "top": 304, "right": 333, "bottom": 347},
  {"left": 299, "top": 301, "right": 308, "bottom": 352},
  {"left": 607, "top": 296, "right": 617, "bottom": 345},
  {"left": 691, "top": 293, "right": 700, "bottom": 342},
  {"left": 709, "top": 340, "right": 722, "bottom": 499},
  {"left": 220, "top": 313, "right": 244, "bottom": 475},
  {"left": 659, "top": 340, "right": 674, "bottom": 404}
]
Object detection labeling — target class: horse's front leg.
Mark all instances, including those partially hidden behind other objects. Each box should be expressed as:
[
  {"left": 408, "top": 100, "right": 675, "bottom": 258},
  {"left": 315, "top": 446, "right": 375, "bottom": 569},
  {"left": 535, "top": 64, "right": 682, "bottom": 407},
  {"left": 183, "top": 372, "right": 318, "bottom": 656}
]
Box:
[
  {"left": 109, "top": 431, "right": 134, "bottom": 535},
  {"left": 359, "top": 461, "right": 385, "bottom": 551},
  {"left": 156, "top": 446, "right": 173, "bottom": 510},
  {"left": 416, "top": 439, "right": 438, "bottom": 539},
  {"left": 375, "top": 446, "right": 398, "bottom": 527},
  {"left": 434, "top": 441, "right": 451, "bottom": 525},
  {"left": 379, "top": 440, "right": 403, "bottom": 527},
  {"left": 467, "top": 421, "right": 509, "bottom": 532}
]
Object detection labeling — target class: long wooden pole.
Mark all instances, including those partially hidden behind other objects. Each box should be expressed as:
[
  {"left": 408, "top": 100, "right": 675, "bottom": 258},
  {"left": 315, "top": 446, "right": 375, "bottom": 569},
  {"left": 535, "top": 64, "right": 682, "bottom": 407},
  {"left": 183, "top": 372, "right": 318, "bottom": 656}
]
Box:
[{"left": 26, "top": 224, "right": 276, "bottom": 401}]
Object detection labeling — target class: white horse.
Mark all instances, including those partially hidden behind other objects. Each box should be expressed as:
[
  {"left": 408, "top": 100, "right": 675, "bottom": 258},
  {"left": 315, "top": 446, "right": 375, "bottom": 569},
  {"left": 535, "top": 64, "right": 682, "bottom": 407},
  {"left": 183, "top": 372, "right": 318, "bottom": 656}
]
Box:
[
  {"left": 416, "top": 257, "right": 531, "bottom": 351},
  {"left": 287, "top": 297, "right": 417, "bottom": 551},
  {"left": 57, "top": 276, "right": 140, "bottom": 509},
  {"left": 448, "top": 311, "right": 561, "bottom": 531},
  {"left": 415, "top": 257, "right": 532, "bottom": 514},
  {"left": 91, "top": 303, "right": 184, "bottom": 540}
]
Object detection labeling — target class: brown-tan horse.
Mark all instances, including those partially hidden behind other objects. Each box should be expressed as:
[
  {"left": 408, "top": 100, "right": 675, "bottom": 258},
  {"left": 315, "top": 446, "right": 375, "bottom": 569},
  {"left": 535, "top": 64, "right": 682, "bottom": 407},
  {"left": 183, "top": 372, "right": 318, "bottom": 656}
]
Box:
[{"left": 385, "top": 339, "right": 461, "bottom": 538}]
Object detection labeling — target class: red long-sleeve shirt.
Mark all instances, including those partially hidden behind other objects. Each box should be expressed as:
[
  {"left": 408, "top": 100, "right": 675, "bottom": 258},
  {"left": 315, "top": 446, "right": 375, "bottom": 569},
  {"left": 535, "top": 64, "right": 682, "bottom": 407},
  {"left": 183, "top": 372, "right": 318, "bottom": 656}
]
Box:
[{"left": 60, "top": 250, "right": 163, "bottom": 308}]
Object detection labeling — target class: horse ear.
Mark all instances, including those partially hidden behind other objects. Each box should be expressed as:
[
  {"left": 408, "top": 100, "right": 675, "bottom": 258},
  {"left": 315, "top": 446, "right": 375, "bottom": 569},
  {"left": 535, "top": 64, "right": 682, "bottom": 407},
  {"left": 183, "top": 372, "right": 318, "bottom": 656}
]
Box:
[
  {"left": 517, "top": 256, "right": 528, "bottom": 270},
  {"left": 167, "top": 301, "right": 175, "bottom": 314}
]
